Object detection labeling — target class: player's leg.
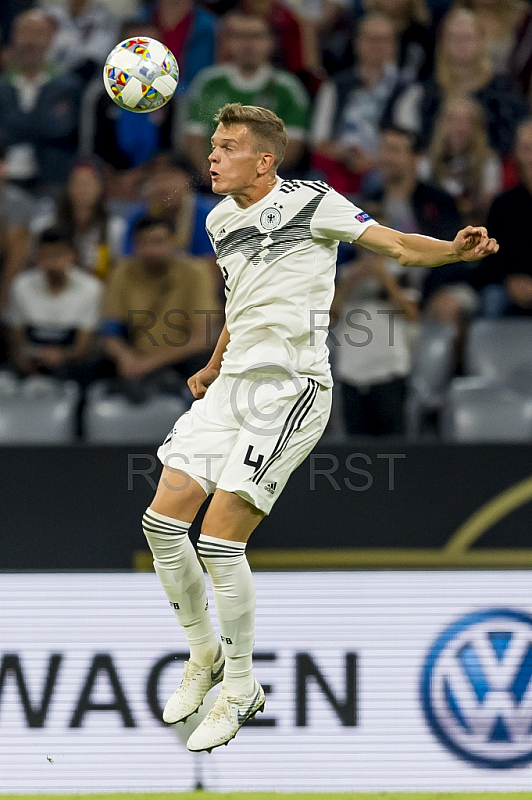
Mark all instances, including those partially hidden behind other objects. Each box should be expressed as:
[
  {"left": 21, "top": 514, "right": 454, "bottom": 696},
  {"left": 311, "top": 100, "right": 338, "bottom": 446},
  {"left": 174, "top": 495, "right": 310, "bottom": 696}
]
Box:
[
  {"left": 145, "top": 374, "right": 238, "bottom": 724},
  {"left": 199, "top": 488, "right": 263, "bottom": 692},
  {"left": 187, "top": 489, "right": 266, "bottom": 752},
  {"left": 142, "top": 467, "right": 221, "bottom": 723},
  {"left": 188, "top": 376, "right": 332, "bottom": 751}
]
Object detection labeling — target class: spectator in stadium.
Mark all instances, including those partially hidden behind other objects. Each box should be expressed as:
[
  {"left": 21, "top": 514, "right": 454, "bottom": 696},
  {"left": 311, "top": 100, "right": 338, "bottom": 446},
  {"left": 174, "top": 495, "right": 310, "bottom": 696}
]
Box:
[
  {"left": 417, "top": 96, "right": 503, "bottom": 224},
  {"left": 0, "top": 141, "right": 35, "bottom": 314},
  {"left": 79, "top": 19, "right": 178, "bottom": 175},
  {"left": 121, "top": 154, "right": 216, "bottom": 269},
  {"left": 140, "top": 0, "right": 217, "bottom": 88},
  {"left": 233, "top": 0, "right": 321, "bottom": 90},
  {"left": 1, "top": 2, "right": 35, "bottom": 44},
  {"left": 44, "top": 0, "right": 118, "bottom": 82},
  {"left": 313, "top": 0, "right": 433, "bottom": 82},
  {"left": 184, "top": 13, "right": 310, "bottom": 185},
  {"left": 385, "top": 8, "right": 528, "bottom": 155},
  {"left": 425, "top": 0, "right": 452, "bottom": 23},
  {"left": 456, "top": 0, "right": 527, "bottom": 76},
  {"left": 508, "top": 7, "right": 532, "bottom": 99},
  {"left": 40, "top": 0, "right": 140, "bottom": 18},
  {"left": 311, "top": 12, "right": 400, "bottom": 194},
  {"left": 3, "top": 226, "right": 103, "bottom": 378},
  {"left": 0, "top": 10, "right": 82, "bottom": 196},
  {"left": 100, "top": 215, "right": 219, "bottom": 400},
  {"left": 331, "top": 241, "right": 419, "bottom": 436},
  {"left": 479, "top": 119, "right": 532, "bottom": 317},
  {"left": 369, "top": 0, "right": 435, "bottom": 82},
  {"left": 37, "top": 162, "right": 122, "bottom": 280},
  {"left": 367, "top": 126, "right": 477, "bottom": 327},
  {"left": 313, "top": 0, "right": 357, "bottom": 78}
]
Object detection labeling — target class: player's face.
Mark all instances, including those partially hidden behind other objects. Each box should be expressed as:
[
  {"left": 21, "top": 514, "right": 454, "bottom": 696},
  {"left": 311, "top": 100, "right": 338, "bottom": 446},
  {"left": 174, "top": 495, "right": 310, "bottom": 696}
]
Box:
[{"left": 209, "top": 124, "right": 268, "bottom": 195}]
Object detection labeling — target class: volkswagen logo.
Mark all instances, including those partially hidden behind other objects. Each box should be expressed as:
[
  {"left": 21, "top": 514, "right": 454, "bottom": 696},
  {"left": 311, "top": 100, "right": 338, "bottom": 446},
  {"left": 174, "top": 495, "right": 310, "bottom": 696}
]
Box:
[{"left": 421, "top": 609, "right": 532, "bottom": 769}]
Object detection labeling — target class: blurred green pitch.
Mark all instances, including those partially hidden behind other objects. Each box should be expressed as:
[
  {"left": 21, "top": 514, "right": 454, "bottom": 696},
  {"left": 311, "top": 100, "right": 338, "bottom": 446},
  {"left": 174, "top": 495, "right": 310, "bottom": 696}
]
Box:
[{"left": 10, "top": 793, "right": 532, "bottom": 800}]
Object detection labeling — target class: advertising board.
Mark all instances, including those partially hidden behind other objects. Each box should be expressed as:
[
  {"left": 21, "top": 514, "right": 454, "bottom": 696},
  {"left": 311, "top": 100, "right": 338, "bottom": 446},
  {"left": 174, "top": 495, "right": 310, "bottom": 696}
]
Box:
[{"left": 1, "top": 572, "right": 531, "bottom": 792}]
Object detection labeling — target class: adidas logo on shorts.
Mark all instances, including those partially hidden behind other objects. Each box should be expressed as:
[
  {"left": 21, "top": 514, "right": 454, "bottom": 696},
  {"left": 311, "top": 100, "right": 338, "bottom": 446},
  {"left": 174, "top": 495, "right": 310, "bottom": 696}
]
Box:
[{"left": 264, "top": 482, "right": 277, "bottom": 495}]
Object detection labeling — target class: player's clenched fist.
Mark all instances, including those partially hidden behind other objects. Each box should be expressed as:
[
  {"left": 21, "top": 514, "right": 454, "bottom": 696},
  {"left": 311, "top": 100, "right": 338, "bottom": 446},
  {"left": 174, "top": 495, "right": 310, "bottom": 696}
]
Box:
[
  {"left": 452, "top": 226, "right": 499, "bottom": 262},
  {"left": 188, "top": 365, "right": 220, "bottom": 399}
]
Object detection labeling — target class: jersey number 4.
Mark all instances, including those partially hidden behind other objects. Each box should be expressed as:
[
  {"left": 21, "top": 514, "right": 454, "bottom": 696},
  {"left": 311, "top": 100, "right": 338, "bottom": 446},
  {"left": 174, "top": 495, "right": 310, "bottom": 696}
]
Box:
[{"left": 244, "top": 445, "right": 264, "bottom": 471}]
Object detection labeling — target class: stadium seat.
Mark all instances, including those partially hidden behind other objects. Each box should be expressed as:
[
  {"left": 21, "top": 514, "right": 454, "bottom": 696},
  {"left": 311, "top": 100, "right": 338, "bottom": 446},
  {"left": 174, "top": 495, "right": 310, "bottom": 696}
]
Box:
[
  {"left": 506, "top": 365, "right": 532, "bottom": 397},
  {"left": 405, "top": 321, "right": 456, "bottom": 436},
  {"left": 441, "top": 378, "right": 532, "bottom": 442},
  {"left": 0, "top": 377, "right": 79, "bottom": 444},
  {"left": 21, "top": 375, "right": 67, "bottom": 397},
  {"left": 83, "top": 381, "right": 186, "bottom": 444},
  {"left": 0, "top": 370, "right": 18, "bottom": 396},
  {"left": 465, "top": 319, "right": 532, "bottom": 382}
]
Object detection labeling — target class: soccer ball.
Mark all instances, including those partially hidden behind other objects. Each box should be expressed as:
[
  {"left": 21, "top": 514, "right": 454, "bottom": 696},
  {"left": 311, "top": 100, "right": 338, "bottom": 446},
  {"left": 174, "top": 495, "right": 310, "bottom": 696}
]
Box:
[{"left": 103, "top": 37, "right": 179, "bottom": 113}]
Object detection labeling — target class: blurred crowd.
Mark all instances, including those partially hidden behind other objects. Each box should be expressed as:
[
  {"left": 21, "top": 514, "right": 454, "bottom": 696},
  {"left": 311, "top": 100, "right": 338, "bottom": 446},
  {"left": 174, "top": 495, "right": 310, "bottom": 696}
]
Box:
[{"left": 0, "top": 0, "right": 532, "bottom": 440}]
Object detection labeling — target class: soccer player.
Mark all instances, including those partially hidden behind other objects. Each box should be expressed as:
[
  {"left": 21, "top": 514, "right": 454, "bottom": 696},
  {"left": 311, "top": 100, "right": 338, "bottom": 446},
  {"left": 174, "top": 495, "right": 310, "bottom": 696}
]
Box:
[{"left": 142, "top": 103, "right": 498, "bottom": 753}]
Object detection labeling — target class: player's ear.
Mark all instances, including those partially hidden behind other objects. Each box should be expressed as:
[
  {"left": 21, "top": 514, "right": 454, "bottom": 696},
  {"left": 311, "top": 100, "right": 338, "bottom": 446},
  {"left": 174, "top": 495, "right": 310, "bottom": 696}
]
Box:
[{"left": 257, "top": 152, "right": 275, "bottom": 176}]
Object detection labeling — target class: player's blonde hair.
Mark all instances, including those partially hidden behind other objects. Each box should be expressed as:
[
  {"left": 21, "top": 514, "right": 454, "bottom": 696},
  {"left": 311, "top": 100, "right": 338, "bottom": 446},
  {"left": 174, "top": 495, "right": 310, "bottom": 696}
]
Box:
[{"left": 214, "top": 103, "right": 288, "bottom": 169}]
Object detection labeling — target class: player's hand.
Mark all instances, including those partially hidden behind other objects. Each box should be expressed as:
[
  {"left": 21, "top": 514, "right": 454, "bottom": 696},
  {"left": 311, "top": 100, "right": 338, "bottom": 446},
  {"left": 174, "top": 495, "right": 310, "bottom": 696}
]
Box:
[
  {"left": 188, "top": 365, "right": 219, "bottom": 399},
  {"left": 452, "top": 226, "right": 499, "bottom": 262}
]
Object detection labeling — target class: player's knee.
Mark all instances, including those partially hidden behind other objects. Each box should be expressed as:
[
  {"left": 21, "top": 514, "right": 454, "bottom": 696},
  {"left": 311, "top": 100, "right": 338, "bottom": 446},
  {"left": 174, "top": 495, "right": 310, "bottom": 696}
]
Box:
[
  {"left": 201, "top": 490, "right": 264, "bottom": 541},
  {"left": 150, "top": 468, "right": 207, "bottom": 520}
]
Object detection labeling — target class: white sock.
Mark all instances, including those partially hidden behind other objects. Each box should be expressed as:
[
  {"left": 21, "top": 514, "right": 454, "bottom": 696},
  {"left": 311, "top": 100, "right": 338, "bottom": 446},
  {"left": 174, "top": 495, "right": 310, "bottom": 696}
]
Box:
[
  {"left": 198, "top": 534, "right": 255, "bottom": 697},
  {"left": 142, "top": 508, "right": 219, "bottom": 666}
]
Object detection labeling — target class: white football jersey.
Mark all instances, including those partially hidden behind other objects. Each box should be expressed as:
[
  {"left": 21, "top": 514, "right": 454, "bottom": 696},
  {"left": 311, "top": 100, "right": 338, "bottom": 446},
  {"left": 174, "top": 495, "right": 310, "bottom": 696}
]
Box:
[{"left": 206, "top": 177, "right": 377, "bottom": 387}]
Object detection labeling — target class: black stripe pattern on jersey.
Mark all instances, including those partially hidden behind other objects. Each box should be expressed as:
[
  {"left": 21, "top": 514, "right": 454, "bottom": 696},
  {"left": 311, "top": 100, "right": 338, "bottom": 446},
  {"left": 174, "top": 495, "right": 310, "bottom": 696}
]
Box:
[
  {"left": 279, "top": 179, "right": 330, "bottom": 195},
  {"left": 213, "top": 190, "right": 330, "bottom": 266},
  {"left": 251, "top": 378, "right": 319, "bottom": 485},
  {"left": 261, "top": 194, "right": 324, "bottom": 264},
  {"left": 215, "top": 224, "right": 264, "bottom": 263}
]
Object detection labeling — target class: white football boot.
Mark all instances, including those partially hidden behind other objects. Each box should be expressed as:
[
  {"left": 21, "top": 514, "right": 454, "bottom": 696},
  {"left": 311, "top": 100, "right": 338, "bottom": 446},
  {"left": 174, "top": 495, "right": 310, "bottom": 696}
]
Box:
[
  {"left": 162, "top": 646, "right": 225, "bottom": 724},
  {"left": 186, "top": 679, "right": 265, "bottom": 753}
]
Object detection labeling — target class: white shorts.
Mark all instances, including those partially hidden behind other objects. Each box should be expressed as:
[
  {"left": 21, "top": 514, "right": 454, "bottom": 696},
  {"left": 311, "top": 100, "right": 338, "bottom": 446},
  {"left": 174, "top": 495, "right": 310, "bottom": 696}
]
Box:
[{"left": 157, "top": 367, "right": 332, "bottom": 514}]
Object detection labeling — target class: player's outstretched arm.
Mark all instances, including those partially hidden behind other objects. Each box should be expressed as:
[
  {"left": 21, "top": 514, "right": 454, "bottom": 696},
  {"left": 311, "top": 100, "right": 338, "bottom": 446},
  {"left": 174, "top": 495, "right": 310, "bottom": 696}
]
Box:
[
  {"left": 358, "top": 224, "right": 499, "bottom": 268},
  {"left": 187, "top": 321, "right": 230, "bottom": 399}
]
